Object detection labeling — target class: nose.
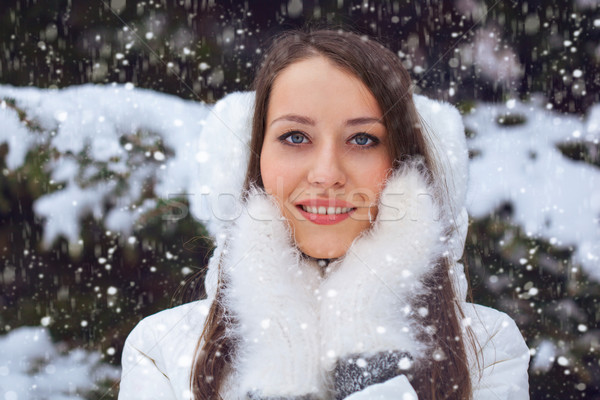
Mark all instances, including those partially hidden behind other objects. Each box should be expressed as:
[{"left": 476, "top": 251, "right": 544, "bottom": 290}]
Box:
[{"left": 307, "top": 142, "right": 346, "bottom": 189}]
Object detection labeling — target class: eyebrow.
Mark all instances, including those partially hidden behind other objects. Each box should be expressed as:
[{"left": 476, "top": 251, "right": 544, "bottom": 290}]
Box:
[
  {"left": 346, "top": 117, "right": 384, "bottom": 126},
  {"left": 269, "top": 114, "right": 384, "bottom": 127},
  {"left": 270, "top": 114, "right": 315, "bottom": 126}
]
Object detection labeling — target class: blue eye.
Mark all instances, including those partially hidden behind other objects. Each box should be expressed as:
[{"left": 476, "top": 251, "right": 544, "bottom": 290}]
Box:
[
  {"left": 350, "top": 133, "right": 377, "bottom": 146},
  {"left": 279, "top": 131, "right": 309, "bottom": 145},
  {"left": 289, "top": 133, "right": 306, "bottom": 144}
]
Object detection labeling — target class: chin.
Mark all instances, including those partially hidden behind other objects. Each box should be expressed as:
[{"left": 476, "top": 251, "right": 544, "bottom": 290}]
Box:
[{"left": 298, "top": 241, "right": 348, "bottom": 259}]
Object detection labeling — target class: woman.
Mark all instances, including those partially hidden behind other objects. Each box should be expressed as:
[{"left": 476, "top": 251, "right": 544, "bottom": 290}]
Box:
[{"left": 118, "top": 30, "right": 530, "bottom": 400}]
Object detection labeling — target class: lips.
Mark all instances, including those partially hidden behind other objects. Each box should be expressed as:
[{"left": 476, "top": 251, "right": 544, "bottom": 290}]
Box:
[
  {"left": 298, "top": 205, "right": 353, "bottom": 215},
  {"left": 294, "top": 198, "right": 356, "bottom": 225}
]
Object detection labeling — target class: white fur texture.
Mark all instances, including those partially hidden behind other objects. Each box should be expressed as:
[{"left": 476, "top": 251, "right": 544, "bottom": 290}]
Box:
[
  {"left": 414, "top": 94, "right": 468, "bottom": 218},
  {"left": 201, "top": 92, "right": 470, "bottom": 303},
  {"left": 319, "top": 163, "right": 447, "bottom": 369},
  {"left": 221, "top": 190, "right": 325, "bottom": 398}
]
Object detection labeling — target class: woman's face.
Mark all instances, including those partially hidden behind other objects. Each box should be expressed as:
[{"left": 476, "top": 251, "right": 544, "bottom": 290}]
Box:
[{"left": 260, "top": 56, "right": 393, "bottom": 259}]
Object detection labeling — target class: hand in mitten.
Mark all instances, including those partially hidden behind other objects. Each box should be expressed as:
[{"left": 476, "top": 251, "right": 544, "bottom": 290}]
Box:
[
  {"left": 319, "top": 162, "right": 446, "bottom": 392},
  {"left": 332, "top": 351, "right": 413, "bottom": 400},
  {"left": 222, "top": 190, "right": 324, "bottom": 398}
]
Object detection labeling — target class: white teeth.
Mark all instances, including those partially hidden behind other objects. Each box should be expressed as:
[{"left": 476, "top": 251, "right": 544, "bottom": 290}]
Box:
[{"left": 301, "top": 205, "right": 353, "bottom": 215}]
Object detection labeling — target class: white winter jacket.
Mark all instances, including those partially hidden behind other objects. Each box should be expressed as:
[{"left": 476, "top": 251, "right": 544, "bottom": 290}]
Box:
[
  {"left": 119, "top": 298, "right": 530, "bottom": 399},
  {"left": 118, "top": 93, "right": 530, "bottom": 399}
]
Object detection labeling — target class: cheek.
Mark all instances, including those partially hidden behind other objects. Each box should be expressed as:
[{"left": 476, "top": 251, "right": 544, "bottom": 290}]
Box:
[
  {"left": 260, "top": 149, "right": 298, "bottom": 201},
  {"left": 351, "top": 159, "right": 392, "bottom": 200}
]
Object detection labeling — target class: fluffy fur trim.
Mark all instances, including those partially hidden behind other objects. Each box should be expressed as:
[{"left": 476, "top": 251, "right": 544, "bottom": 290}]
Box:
[
  {"left": 201, "top": 92, "right": 470, "bottom": 302},
  {"left": 319, "top": 161, "right": 447, "bottom": 369},
  {"left": 220, "top": 189, "right": 325, "bottom": 398},
  {"left": 414, "top": 94, "right": 468, "bottom": 218}
]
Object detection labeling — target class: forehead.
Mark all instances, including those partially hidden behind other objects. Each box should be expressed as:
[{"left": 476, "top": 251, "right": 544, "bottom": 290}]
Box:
[{"left": 266, "top": 56, "right": 382, "bottom": 122}]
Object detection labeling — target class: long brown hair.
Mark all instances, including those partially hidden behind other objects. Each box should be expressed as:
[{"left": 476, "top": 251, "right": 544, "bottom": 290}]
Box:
[{"left": 192, "top": 29, "right": 474, "bottom": 400}]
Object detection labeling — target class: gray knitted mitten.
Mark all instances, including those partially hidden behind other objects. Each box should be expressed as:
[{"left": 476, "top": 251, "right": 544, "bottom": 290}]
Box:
[{"left": 332, "top": 351, "right": 412, "bottom": 400}]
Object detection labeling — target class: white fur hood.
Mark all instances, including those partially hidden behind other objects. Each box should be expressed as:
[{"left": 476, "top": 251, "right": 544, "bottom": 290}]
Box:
[
  {"left": 199, "top": 92, "right": 470, "bottom": 306},
  {"left": 193, "top": 92, "right": 471, "bottom": 398}
]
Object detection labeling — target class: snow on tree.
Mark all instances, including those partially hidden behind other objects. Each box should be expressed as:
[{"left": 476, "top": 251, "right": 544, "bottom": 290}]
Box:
[
  {"left": 0, "top": 327, "right": 119, "bottom": 399},
  {"left": 464, "top": 96, "right": 600, "bottom": 280}
]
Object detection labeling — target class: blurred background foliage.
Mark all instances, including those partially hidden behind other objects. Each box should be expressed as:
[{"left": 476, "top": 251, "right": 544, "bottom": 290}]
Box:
[
  {"left": 1, "top": 0, "right": 599, "bottom": 399},
  {"left": 1, "top": 0, "right": 599, "bottom": 110}
]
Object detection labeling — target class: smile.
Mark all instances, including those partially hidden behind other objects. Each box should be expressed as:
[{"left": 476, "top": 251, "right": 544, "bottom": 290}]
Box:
[
  {"left": 294, "top": 200, "right": 357, "bottom": 225},
  {"left": 299, "top": 205, "right": 353, "bottom": 215}
]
